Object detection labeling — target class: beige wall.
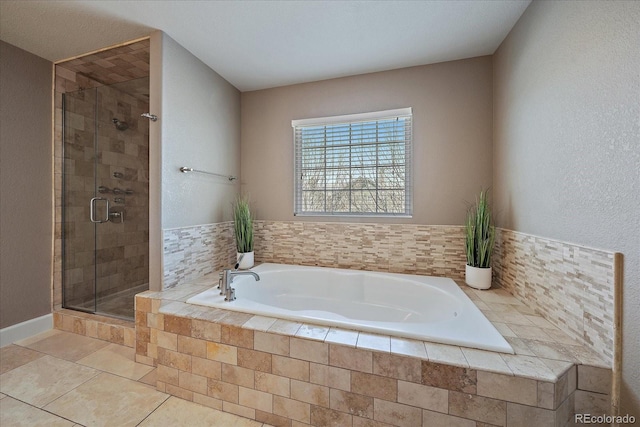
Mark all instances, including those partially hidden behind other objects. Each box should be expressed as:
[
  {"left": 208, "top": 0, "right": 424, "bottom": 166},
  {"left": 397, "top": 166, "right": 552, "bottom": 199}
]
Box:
[
  {"left": 493, "top": 0, "right": 640, "bottom": 416},
  {"left": 241, "top": 57, "right": 493, "bottom": 224},
  {"left": 0, "top": 40, "right": 52, "bottom": 328},
  {"left": 160, "top": 33, "right": 241, "bottom": 229}
]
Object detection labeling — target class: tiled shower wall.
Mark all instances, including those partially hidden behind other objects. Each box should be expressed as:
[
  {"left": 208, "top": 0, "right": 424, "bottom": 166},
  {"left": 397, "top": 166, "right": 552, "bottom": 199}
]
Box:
[
  {"left": 54, "top": 55, "right": 150, "bottom": 310},
  {"left": 163, "top": 220, "right": 615, "bottom": 367},
  {"left": 493, "top": 229, "right": 615, "bottom": 366}
]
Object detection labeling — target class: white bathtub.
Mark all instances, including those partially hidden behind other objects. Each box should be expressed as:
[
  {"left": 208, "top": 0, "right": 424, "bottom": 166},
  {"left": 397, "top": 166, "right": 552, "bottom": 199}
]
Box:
[{"left": 186, "top": 263, "right": 514, "bottom": 354}]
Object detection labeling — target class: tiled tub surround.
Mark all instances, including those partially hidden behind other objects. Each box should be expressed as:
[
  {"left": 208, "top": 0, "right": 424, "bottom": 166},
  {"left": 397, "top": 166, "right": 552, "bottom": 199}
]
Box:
[
  {"left": 161, "top": 221, "right": 615, "bottom": 369},
  {"left": 493, "top": 229, "right": 615, "bottom": 367},
  {"left": 135, "top": 276, "right": 611, "bottom": 427}
]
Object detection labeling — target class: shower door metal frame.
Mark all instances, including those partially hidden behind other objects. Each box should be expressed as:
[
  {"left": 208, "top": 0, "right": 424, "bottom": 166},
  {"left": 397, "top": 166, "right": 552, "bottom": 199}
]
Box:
[{"left": 61, "top": 90, "right": 98, "bottom": 315}]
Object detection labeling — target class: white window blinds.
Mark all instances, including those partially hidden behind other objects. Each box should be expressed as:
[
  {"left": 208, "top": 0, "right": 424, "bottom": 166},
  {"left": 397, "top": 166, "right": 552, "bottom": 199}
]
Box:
[{"left": 293, "top": 108, "right": 412, "bottom": 217}]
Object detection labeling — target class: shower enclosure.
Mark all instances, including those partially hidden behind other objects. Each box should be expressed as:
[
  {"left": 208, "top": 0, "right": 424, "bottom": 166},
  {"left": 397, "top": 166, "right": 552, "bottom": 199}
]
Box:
[{"left": 62, "top": 77, "right": 150, "bottom": 320}]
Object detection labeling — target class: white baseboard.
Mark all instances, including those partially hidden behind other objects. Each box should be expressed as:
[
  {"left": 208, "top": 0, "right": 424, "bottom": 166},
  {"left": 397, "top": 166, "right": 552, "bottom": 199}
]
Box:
[{"left": 0, "top": 313, "right": 53, "bottom": 347}]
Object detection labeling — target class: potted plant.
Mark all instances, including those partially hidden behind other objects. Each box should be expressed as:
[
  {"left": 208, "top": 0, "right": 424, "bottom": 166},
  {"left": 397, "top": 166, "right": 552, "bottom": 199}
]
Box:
[
  {"left": 464, "top": 189, "right": 496, "bottom": 289},
  {"left": 233, "top": 195, "right": 254, "bottom": 269}
]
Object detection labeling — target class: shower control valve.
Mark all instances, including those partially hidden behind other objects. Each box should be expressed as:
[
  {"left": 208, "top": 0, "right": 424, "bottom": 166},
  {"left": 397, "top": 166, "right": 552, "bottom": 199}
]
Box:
[{"left": 108, "top": 208, "right": 124, "bottom": 223}]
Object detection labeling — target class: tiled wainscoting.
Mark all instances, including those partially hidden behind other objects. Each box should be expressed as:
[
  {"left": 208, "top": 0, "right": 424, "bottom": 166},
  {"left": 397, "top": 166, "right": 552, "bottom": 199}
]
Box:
[
  {"left": 493, "top": 229, "right": 615, "bottom": 366},
  {"left": 162, "top": 221, "right": 467, "bottom": 290},
  {"left": 254, "top": 221, "right": 467, "bottom": 280},
  {"left": 134, "top": 280, "right": 611, "bottom": 427},
  {"left": 163, "top": 222, "right": 236, "bottom": 289}
]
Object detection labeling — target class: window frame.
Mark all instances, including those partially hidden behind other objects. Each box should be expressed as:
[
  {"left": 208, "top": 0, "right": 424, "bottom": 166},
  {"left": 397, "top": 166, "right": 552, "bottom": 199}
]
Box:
[{"left": 292, "top": 108, "right": 413, "bottom": 218}]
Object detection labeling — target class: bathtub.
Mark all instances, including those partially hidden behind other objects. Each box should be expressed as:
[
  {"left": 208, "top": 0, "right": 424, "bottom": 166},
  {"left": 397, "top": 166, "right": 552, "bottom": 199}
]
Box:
[{"left": 186, "top": 263, "right": 514, "bottom": 354}]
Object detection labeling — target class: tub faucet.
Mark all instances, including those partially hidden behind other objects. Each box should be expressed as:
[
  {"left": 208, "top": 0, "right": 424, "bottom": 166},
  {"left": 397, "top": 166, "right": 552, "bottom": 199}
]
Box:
[{"left": 219, "top": 268, "right": 260, "bottom": 301}]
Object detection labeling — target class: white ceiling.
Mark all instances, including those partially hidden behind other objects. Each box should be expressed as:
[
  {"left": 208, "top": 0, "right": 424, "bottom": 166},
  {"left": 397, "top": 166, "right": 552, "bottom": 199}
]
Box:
[{"left": 0, "top": 0, "right": 530, "bottom": 91}]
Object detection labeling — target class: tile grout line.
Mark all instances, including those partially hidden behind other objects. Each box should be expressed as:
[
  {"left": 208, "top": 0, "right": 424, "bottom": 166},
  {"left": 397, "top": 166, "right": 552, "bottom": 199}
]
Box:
[
  {"left": 1, "top": 394, "right": 81, "bottom": 426},
  {"left": 133, "top": 394, "right": 172, "bottom": 426}
]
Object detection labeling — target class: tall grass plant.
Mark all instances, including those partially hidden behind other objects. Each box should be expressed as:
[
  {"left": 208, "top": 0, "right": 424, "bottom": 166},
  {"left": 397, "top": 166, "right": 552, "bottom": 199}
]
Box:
[
  {"left": 465, "top": 189, "right": 495, "bottom": 268},
  {"left": 233, "top": 195, "right": 254, "bottom": 253}
]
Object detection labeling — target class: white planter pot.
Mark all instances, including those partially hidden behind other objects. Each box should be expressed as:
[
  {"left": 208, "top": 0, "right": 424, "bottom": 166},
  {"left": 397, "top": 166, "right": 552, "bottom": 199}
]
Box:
[
  {"left": 465, "top": 265, "right": 492, "bottom": 290},
  {"left": 237, "top": 251, "right": 254, "bottom": 269}
]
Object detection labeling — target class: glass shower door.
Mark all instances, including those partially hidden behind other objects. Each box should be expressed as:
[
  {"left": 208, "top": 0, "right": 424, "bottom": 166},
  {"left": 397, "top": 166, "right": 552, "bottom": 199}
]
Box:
[
  {"left": 93, "top": 79, "right": 150, "bottom": 319},
  {"left": 62, "top": 87, "right": 99, "bottom": 314},
  {"left": 62, "top": 77, "right": 149, "bottom": 320}
]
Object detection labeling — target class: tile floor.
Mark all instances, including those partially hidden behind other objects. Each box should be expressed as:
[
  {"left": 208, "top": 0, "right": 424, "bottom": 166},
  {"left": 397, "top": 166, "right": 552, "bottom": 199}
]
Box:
[{"left": 0, "top": 330, "right": 272, "bottom": 426}]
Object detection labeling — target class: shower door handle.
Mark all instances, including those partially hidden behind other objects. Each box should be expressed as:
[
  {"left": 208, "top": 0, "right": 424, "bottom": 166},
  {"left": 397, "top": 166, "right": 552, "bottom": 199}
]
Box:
[{"left": 90, "top": 197, "right": 110, "bottom": 223}]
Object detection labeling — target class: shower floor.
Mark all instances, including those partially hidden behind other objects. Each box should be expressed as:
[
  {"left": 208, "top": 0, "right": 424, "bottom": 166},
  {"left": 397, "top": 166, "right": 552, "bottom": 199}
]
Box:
[{"left": 76, "top": 284, "right": 148, "bottom": 320}]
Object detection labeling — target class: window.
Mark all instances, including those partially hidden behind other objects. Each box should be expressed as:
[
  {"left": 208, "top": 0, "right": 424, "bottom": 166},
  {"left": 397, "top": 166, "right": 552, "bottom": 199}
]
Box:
[{"left": 293, "top": 108, "right": 412, "bottom": 217}]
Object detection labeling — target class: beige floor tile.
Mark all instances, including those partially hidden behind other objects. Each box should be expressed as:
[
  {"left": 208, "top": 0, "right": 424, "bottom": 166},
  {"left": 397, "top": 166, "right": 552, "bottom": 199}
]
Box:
[
  {"left": 0, "top": 344, "right": 44, "bottom": 374},
  {"left": 13, "top": 329, "right": 62, "bottom": 347},
  {"left": 0, "top": 393, "right": 6, "bottom": 399},
  {"left": 0, "top": 355, "right": 99, "bottom": 407},
  {"left": 21, "top": 330, "right": 110, "bottom": 362},
  {"left": 139, "top": 368, "right": 158, "bottom": 387},
  {"left": 139, "top": 396, "right": 262, "bottom": 427},
  {"left": 44, "top": 372, "right": 168, "bottom": 427},
  {"left": 0, "top": 396, "right": 75, "bottom": 427},
  {"left": 77, "top": 343, "right": 154, "bottom": 380}
]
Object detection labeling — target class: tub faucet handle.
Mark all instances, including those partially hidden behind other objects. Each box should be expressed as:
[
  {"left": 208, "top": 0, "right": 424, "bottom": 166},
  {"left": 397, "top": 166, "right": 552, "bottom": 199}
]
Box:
[
  {"left": 225, "top": 287, "right": 236, "bottom": 302},
  {"left": 220, "top": 269, "right": 229, "bottom": 295}
]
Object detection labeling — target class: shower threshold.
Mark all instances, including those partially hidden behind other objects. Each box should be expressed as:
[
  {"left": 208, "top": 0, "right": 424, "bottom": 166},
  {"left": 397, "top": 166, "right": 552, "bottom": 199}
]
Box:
[{"left": 74, "top": 283, "right": 149, "bottom": 321}]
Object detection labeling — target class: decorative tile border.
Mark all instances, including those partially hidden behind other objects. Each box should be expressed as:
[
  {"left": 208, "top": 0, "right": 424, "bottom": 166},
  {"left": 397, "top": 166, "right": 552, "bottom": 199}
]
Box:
[
  {"left": 493, "top": 229, "right": 615, "bottom": 367},
  {"left": 163, "top": 222, "right": 236, "bottom": 289},
  {"left": 253, "top": 221, "right": 467, "bottom": 280}
]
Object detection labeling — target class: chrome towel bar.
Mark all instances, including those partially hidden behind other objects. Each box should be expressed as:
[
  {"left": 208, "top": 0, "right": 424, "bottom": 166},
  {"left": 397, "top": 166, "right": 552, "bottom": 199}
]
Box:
[{"left": 179, "top": 166, "right": 237, "bottom": 181}]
